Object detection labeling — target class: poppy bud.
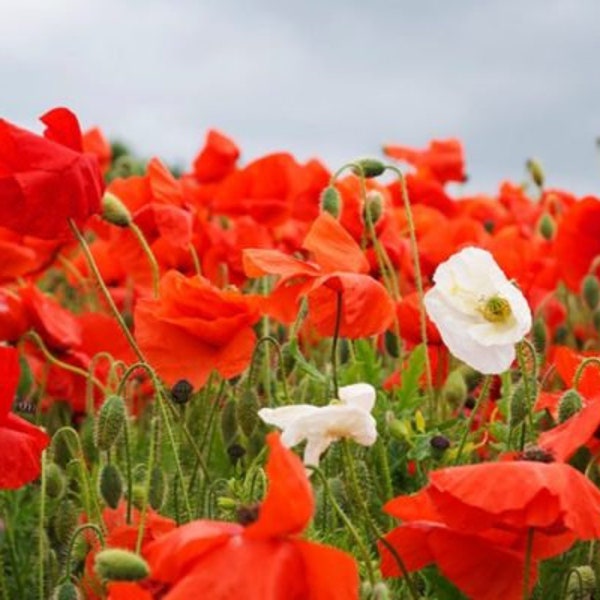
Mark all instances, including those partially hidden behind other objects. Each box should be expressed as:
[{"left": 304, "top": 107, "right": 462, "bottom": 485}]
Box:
[
  {"left": 558, "top": 389, "right": 583, "bottom": 423},
  {"left": 237, "top": 389, "right": 260, "bottom": 437},
  {"left": 101, "top": 192, "right": 131, "bottom": 227},
  {"left": 538, "top": 212, "right": 556, "bottom": 240},
  {"left": 51, "top": 582, "right": 82, "bottom": 600},
  {"left": 99, "top": 463, "right": 123, "bottom": 509},
  {"left": 45, "top": 463, "right": 66, "bottom": 500},
  {"left": 509, "top": 384, "right": 527, "bottom": 428},
  {"left": 94, "top": 548, "right": 149, "bottom": 582},
  {"left": 95, "top": 395, "right": 127, "bottom": 452},
  {"left": 320, "top": 185, "right": 341, "bottom": 218},
  {"left": 352, "top": 158, "right": 386, "bottom": 178},
  {"left": 442, "top": 370, "right": 468, "bottom": 407},
  {"left": 532, "top": 317, "right": 547, "bottom": 354},
  {"left": 227, "top": 443, "right": 246, "bottom": 465},
  {"left": 53, "top": 499, "right": 78, "bottom": 545},
  {"left": 582, "top": 275, "right": 600, "bottom": 310},
  {"left": 363, "top": 190, "right": 384, "bottom": 224},
  {"left": 526, "top": 158, "right": 545, "bottom": 188},
  {"left": 221, "top": 399, "right": 239, "bottom": 446},
  {"left": 149, "top": 466, "right": 167, "bottom": 510},
  {"left": 566, "top": 565, "right": 596, "bottom": 599},
  {"left": 170, "top": 379, "right": 194, "bottom": 405}
]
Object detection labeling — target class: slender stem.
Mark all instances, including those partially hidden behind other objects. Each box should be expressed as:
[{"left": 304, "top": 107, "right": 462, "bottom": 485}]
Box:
[
  {"left": 128, "top": 221, "right": 160, "bottom": 298},
  {"left": 385, "top": 166, "right": 433, "bottom": 406},
  {"left": 516, "top": 341, "right": 536, "bottom": 441},
  {"left": 68, "top": 219, "right": 146, "bottom": 363},
  {"left": 135, "top": 416, "right": 158, "bottom": 554},
  {"left": 188, "top": 243, "right": 202, "bottom": 278},
  {"left": 21, "top": 331, "right": 106, "bottom": 394},
  {"left": 454, "top": 376, "right": 492, "bottom": 464},
  {"left": 246, "top": 336, "right": 291, "bottom": 404},
  {"left": 574, "top": 357, "right": 600, "bottom": 390},
  {"left": 309, "top": 465, "right": 376, "bottom": 587},
  {"left": 123, "top": 418, "right": 133, "bottom": 525},
  {"left": 331, "top": 291, "right": 343, "bottom": 398},
  {"left": 522, "top": 528, "right": 534, "bottom": 600},
  {"left": 37, "top": 451, "right": 46, "bottom": 600}
]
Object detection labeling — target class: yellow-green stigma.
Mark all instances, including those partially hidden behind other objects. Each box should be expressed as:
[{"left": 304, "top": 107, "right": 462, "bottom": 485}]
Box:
[{"left": 481, "top": 296, "right": 512, "bottom": 323}]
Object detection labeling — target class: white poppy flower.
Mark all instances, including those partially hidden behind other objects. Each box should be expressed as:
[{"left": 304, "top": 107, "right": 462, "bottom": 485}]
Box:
[
  {"left": 258, "top": 383, "right": 377, "bottom": 466},
  {"left": 424, "top": 246, "right": 532, "bottom": 374}
]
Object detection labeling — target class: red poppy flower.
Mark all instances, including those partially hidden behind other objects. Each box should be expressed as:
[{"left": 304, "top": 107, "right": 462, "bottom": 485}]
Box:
[
  {"left": 83, "top": 126, "right": 112, "bottom": 175},
  {"left": 383, "top": 139, "right": 466, "bottom": 184},
  {"left": 244, "top": 212, "right": 395, "bottom": 338},
  {"left": 144, "top": 433, "right": 359, "bottom": 599},
  {"left": 554, "top": 197, "right": 600, "bottom": 291},
  {"left": 0, "top": 108, "right": 104, "bottom": 239},
  {"left": 193, "top": 129, "right": 240, "bottom": 184},
  {"left": 134, "top": 271, "right": 261, "bottom": 388},
  {"left": 0, "top": 346, "right": 49, "bottom": 489}
]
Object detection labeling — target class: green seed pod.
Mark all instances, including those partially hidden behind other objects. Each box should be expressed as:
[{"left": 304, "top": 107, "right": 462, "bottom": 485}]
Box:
[
  {"left": 236, "top": 389, "right": 259, "bottom": 438},
  {"left": 320, "top": 185, "right": 341, "bottom": 218},
  {"left": 148, "top": 466, "right": 167, "bottom": 510},
  {"left": 582, "top": 275, "right": 600, "bottom": 310},
  {"left": 53, "top": 498, "right": 79, "bottom": 546},
  {"left": 94, "top": 548, "right": 149, "bottom": 582},
  {"left": 99, "top": 463, "right": 123, "bottom": 509},
  {"left": 538, "top": 212, "right": 556, "bottom": 240},
  {"left": 526, "top": 158, "right": 545, "bottom": 188},
  {"left": 95, "top": 395, "right": 127, "bottom": 452},
  {"left": 45, "top": 463, "right": 66, "bottom": 500},
  {"left": 352, "top": 158, "right": 386, "bottom": 178},
  {"left": 51, "top": 582, "right": 82, "bottom": 600},
  {"left": 220, "top": 398, "right": 238, "bottom": 446},
  {"left": 566, "top": 565, "right": 596, "bottom": 599},
  {"left": 442, "top": 370, "right": 468, "bottom": 408},
  {"left": 558, "top": 389, "right": 583, "bottom": 423},
  {"left": 101, "top": 192, "right": 131, "bottom": 227},
  {"left": 509, "top": 383, "right": 528, "bottom": 428}
]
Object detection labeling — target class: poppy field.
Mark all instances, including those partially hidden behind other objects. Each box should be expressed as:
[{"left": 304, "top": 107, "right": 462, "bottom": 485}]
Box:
[{"left": 2, "top": 108, "right": 600, "bottom": 600}]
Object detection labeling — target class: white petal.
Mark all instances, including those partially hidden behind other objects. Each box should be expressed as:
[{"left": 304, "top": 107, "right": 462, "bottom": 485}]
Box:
[
  {"left": 303, "top": 435, "right": 334, "bottom": 466},
  {"left": 338, "top": 383, "right": 376, "bottom": 412},
  {"left": 258, "top": 405, "right": 318, "bottom": 430}
]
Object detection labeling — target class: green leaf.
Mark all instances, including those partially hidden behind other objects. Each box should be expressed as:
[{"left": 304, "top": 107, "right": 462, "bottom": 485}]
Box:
[{"left": 397, "top": 344, "right": 426, "bottom": 412}]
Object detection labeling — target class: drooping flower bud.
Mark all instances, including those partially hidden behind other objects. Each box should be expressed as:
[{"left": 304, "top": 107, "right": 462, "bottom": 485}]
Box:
[
  {"left": 363, "top": 190, "right": 384, "bottom": 225},
  {"left": 95, "top": 395, "right": 127, "bottom": 452},
  {"left": 531, "top": 317, "right": 548, "bottom": 354},
  {"left": 566, "top": 565, "right": 596, "bottom": 599},
  {"left": 526, "top": 158, "right": 545, "bottom": 188},
  {"left": 558, "top": 389, "right": 583, "bottom": 423},
  {"left": 320, "top": 185, "right": 341, "bottom": 218},
  {"left": 45, "top": 463, "right": 66, "bottom": 500},
  {"left": 53, "top": 499, "right": 79, "bottom": 545},
  {"left": 352, "top": 158, "right": 386, "bottom": 178},
  {"left": 582, "top": 275, "right": 600, "bottom": 310},
  {"left": 99, "top": 463, "right": 123, "bottom": 509},
  {"left": 442, "top": 370, "right": 468, "bottom": 407},
  {"left": 538, "top": 212, "right": 556, "bottom": 240},
  {"left": 237, "top": 389, "right": 259, "bottom": 437},
  {"left": 94, "top": 548, "right": 150, "bottom": 582},
  {"left": 51, "top": 582, "right": 82, "bottom": 600},
  {"left": 101, "top": 192, "right": 132, "bottom": 227}
]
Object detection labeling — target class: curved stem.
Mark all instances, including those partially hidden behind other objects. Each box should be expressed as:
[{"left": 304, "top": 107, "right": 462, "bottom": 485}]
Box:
[
  {"left": 574, "top": 357, "right": 600, "bottom": 390},
  {"left": 331, "top": 291, "right": 343, "bottom": 399},
  {"left": 454, "top": 376, "right": 492, "bottom": 464},
  {"left": 68, "top": 219, "right": 146, "bottom": 363},
  {"left": 128, "top": 221, "right": 160, "bottom": 298},
  {"left": 62, "top": 524, "right": 105, "bottom": 582},
  {"left": 385, "top": 165, "right": 433, "bottom": 405}
]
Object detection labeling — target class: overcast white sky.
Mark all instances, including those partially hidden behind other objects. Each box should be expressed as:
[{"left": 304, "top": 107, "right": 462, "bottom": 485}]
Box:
[{"left": 2, "top": 0, "right": 600, "bottom": 194}]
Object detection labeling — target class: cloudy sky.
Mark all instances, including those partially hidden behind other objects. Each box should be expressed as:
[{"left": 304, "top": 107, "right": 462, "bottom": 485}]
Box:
[{"left": 3, "top": 0, "right": 600, "bottom": 194}]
